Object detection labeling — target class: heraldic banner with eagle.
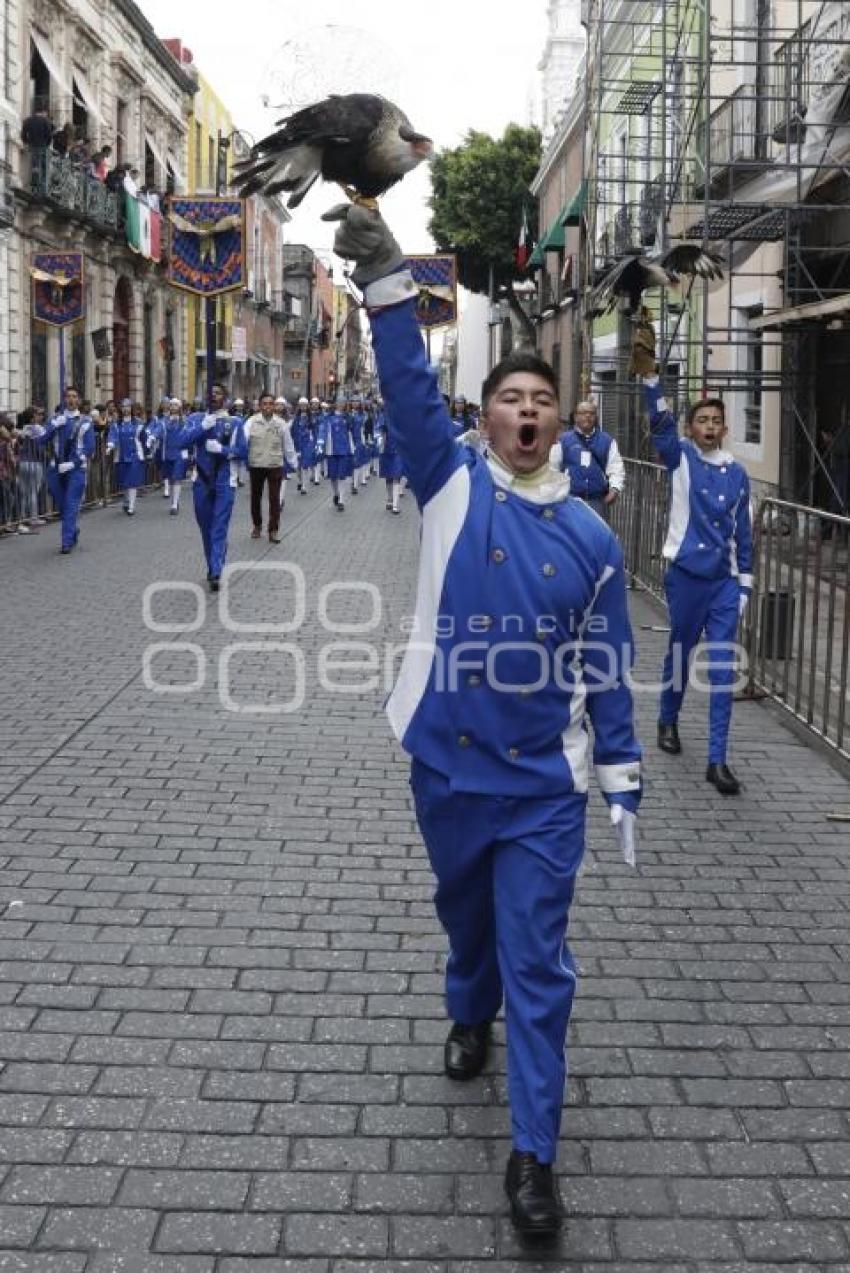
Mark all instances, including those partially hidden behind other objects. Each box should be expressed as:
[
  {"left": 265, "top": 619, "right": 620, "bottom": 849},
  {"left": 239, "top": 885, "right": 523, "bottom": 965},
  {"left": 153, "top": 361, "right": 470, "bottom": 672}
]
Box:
[{"left": 167, "top": 197, "right": 246, "bottom": 297}]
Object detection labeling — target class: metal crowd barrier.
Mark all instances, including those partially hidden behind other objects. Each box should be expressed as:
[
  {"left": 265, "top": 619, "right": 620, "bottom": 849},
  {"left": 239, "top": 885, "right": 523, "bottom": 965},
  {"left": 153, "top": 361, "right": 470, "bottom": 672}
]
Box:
[
  {"left": 608, "top": 457, "right": 668, "bottom": 598},
  {"left": 611, "top": 460, "right": 850, "bottom": 762},
  {"left": 743, "top": 498, "right": 850, "bottom": 761},
  {"left": 0, "top": 432, "right": 164, "bottom": 537}
]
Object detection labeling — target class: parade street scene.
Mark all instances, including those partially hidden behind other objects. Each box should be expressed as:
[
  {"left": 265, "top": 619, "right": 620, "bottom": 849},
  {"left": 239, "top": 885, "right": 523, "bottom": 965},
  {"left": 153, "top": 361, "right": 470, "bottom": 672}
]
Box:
[{"left": 1, "top": 0, "right": 850, "bottom": 1269}]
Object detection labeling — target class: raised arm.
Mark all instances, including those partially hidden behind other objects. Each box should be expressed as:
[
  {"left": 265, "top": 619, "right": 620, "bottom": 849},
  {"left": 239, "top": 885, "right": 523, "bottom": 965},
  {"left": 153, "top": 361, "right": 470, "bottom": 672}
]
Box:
[
  {"left": 642, "top": 376, "right": 683, "bottom": 471},
  {"left": 324, "top": 204, "right": 461, "bottom": 506}
]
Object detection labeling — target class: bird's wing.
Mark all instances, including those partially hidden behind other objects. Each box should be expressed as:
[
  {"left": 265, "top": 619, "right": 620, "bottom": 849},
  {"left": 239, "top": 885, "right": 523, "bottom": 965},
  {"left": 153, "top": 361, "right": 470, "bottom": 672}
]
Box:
[
  {"left": 256, "top": 95, "right": 385, "bottom": 156},
  {"left": 662, "top": 244, "right": 725, "bottom": 280},
  {"left": 588, "top": 255, "right": 646, "bottom": 313},
  {"left": 233, "top": 94, "right": 386, "bottom": 206}
]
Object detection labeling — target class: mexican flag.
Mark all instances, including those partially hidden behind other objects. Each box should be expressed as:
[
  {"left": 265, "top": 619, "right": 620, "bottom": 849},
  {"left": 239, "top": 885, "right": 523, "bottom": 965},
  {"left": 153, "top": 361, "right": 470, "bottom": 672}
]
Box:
[
  {"left": 125, "top": 194, "right": 162, "bottom": 261},
  {"left": 514, "top": 203, "right": 531, "bottom": 271}
]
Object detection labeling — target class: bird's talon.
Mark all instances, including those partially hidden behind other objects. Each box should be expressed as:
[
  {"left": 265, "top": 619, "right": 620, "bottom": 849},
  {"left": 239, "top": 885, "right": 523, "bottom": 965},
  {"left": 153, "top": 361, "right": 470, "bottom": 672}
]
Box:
[{"left": 338, "top": 183, "right": 379, "bottom": 211}]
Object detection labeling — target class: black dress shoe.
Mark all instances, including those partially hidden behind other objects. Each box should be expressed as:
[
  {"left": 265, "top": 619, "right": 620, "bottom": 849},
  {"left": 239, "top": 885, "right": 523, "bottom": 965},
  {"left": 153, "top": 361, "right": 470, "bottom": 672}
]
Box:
[
  {"left": 706, "top": 763, "right": 740, "bottom": 795},
  {"left": 504, "top": 1150, "right": 563, "bottom": 1237},
  {"left": 209, "top": 577, "right": 220, "bottom": 593},
  {"left": 657, "top": 722, "right": 682, "bottom": 754},
  {"left": 444, "top": 1020, "right": 491, "bottom": 1080}
]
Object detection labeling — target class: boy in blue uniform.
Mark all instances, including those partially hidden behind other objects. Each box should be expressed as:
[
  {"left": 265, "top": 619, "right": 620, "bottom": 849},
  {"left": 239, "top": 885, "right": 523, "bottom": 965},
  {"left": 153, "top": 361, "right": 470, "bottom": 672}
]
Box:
[
  {"left": 326, "top": 204, "right": 642, "bottom": 1238},
  {"left": 27, "top": 386, "right": 94, "bottom": 553},
  {"left": 177, "top": 383, "right": 246, "bottom": 591},
  {"left": 551, "top": 400, "right": 625, "bottom": 517},
  {"left": 632, "top": 317, "right": 753, "bottom": 794}
]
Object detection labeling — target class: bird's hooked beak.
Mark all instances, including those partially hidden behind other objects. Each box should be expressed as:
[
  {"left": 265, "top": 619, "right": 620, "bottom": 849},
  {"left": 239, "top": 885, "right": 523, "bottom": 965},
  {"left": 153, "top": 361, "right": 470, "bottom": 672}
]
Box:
[{"left": 398, "top": 125, "right": 434, "bottom": 159}]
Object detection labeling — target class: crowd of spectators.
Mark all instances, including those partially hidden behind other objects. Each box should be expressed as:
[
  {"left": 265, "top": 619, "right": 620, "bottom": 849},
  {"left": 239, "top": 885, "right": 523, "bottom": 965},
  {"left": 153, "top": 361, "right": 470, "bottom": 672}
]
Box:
[{"left": 21, "top": 106, "right": 165, "bottom": 213}]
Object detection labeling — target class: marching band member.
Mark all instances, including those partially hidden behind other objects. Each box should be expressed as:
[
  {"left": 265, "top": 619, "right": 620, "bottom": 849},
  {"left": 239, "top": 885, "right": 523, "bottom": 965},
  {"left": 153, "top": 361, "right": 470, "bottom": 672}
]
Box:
[
  {"left": 27, "top": 386, "right": 94, "bottom": 554},
  {"left": 154, "top": 398, "right": 190, "bottom": 515},
  {"left": 326, "top": 203, "right": 642, "bottom": 1238},
  {"left": 551, "top": 400, "right": 625, "bottom": 518},
  {"left": 291, "top": 396, "right": 318, "bottom": 492},
  {"left": 632, "top": 317, "right": 753, "bottom": 795},
  {"left": 107, "top": 398, "right": 146, "bottom": 516},
  {"left": 316, "top": 397, "right": 355, "bottom": 511},
  {"left": 177, "top": 383, "right": 246, "bottom": 591},
  {"left": 375, "top": 399, "right": 403, "bottom": 514}
]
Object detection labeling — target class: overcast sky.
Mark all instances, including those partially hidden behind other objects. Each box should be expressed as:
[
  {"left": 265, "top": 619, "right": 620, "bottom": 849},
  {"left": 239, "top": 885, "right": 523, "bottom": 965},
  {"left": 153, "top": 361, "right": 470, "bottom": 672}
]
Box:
[{"left": 138, "top": 0, "right": 550, "bottom": 267}]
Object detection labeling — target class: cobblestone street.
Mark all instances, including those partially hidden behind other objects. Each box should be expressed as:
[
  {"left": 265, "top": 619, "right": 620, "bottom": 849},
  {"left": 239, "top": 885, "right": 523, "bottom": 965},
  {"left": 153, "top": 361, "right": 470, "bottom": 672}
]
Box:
[{"left": 1, "top": 481, "right": 849, "bottom": 1272}]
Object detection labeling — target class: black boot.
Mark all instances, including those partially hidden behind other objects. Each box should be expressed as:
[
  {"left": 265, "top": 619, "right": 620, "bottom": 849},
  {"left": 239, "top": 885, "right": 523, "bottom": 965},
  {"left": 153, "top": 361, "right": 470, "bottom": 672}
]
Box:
[
  {"left": 706, "top": 763, "right": 740, "bottom": 795},
  {"left": 657, "top": 722, "right": 682, "bottom": 754},
  {"left": 444, "top": 1020, "right": 491, "bottom": 1080},
  {"left": 504, "top": 1150, "right": 563, "bottom": 1237}
]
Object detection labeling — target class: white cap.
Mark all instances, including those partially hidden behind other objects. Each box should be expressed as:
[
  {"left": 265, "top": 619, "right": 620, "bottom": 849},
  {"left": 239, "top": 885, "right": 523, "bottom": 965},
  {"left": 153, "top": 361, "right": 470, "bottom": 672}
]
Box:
[
  {"left": 275, "top": 396, "right": 286, "bottom": 404},
  {"left": 298, "top": 397, "right": 309, "bottom": 406},
  {"left": 169, "top": 397, "right": 182, "bottom": 407},
  {"left": 233, "top": 398, "right": 245, "bottom": 406}
]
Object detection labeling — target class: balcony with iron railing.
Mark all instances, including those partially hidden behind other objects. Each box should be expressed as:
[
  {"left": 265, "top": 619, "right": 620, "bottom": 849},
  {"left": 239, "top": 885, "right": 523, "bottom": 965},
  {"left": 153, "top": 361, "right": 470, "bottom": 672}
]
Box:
[
  {"left": 282, "top": 314, "right": 310, "bottom": 343},
  {"left": 769, "top": 18, "right": 813, "bottom": 144},
  {"left": 22, "top": 148, "right": 120, "bottom": 232},
  {"left": 695, "top": 84, "right": 767, "bottom": 192}
]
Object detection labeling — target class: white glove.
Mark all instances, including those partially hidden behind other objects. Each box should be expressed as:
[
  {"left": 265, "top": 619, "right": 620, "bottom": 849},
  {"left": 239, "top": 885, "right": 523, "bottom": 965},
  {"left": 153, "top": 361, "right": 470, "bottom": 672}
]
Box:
[
  {"left": 321, "top": 204, "right": 405, "bottom": 288},
  {"left": 57, "top": 461, "right": 75, "bottom": 474},
  {"left": 738, "top": 590, "right": 750, "bottom": 616},
  {"left": 610, "top": 804, "right": 637, "bottom": 868},
  {"left": 205, "top": 439, "right": 223, "bottom": 454}
]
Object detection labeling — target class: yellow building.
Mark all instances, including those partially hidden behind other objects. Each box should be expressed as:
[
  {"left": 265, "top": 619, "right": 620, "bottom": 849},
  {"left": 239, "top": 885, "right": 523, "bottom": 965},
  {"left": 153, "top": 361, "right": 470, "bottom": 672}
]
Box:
[{"left": 179, "top": 58, "right": 235, "bottom": 401}]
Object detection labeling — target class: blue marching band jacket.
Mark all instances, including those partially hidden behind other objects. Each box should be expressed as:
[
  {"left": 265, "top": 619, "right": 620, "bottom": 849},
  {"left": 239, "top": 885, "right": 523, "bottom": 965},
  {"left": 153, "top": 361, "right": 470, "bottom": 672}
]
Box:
[
  {"left": 177, "top": 410, "right": 247, "bottom": 489},
  {"left": 37, "top": 410, "right": 96, "bottom": 470},
  {"left": 554, "top": 426, "right": 625, "bottom": 501},
  {"left": 365, "top": 276, "right": 642, "bottom": 809},
  {"left": 643, "top": 377, "right": 753, "bottom": 592}
]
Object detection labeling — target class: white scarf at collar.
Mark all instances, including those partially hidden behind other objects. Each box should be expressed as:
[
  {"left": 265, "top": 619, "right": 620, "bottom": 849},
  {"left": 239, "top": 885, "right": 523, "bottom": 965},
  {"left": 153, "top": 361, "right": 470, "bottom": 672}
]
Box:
[
  {"left": 695, "top": 445, "right": 735, "bottom": 466},
  {"left": 485, "top": 449, "right": 571, "bottom": 506}
]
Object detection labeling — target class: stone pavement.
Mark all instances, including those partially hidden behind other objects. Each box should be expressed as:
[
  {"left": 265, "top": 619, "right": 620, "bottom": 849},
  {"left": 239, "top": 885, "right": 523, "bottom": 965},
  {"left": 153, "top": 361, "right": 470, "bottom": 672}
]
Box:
[{"left": 0, "top": 478, "right": 849, "bottom": 1273}]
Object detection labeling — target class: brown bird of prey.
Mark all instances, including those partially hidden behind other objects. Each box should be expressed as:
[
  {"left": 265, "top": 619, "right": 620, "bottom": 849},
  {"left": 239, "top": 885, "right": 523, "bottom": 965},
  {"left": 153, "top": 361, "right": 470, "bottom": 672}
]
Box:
[
  {"left": 233, "top": 93, "right": 433, "bottom": 209},
  {"left": 588, "top": 244, "right": 725, "bottom": 317}
]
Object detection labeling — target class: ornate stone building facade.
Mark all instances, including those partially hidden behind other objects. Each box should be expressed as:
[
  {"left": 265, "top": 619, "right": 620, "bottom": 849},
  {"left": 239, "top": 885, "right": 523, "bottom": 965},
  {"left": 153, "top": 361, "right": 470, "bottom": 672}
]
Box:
[{"left": 10, "top": 0, "right": 196, "bottom": 412}]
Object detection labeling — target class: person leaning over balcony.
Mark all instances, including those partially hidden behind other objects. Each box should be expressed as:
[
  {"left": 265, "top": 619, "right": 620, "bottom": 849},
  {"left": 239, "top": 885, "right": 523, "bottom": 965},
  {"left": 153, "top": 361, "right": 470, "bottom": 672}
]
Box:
[
  {"left": 21, "top": 106, "right": 53, "bottom": 149},
  {"left": 324, "top": 203, "right": 642, "bottom": 1239},
  {"left": 630, "top": 311, "right": 753, "bottom": 796},
  {"left": 23, "top": 386, "right": 94, "bottom": 553},
  {"left": 550, "top": 399, "right": 625, "bottom": 519}
]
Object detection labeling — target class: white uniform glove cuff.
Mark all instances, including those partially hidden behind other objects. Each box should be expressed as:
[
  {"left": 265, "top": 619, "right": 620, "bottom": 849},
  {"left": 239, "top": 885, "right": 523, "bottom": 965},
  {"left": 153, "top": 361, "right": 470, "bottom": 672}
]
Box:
[{"left": 364, "top": 270, "right": 419, "bottom": 310}]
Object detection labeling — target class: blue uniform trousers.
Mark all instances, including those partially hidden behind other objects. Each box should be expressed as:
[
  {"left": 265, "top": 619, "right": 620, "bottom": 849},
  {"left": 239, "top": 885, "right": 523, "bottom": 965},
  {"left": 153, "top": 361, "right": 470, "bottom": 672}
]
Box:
[
  {"left": 659, "top": 564, "right": 740, "bottom": 763},
  {"left": 411, "top": 759, "right": 587, "bottom": 1164},
  {"left": 192, "top": 477, "right": 235, "bottom": 578},
  {"left": 47, "top": 467, "right": 87, "bottom": 551}
]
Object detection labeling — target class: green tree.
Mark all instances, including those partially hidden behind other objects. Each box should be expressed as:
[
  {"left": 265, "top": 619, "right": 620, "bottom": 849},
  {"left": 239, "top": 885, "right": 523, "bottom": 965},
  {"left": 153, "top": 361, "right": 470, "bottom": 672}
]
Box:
[{"left": 429, "top": 123, "right": 542, "bottom": 345}]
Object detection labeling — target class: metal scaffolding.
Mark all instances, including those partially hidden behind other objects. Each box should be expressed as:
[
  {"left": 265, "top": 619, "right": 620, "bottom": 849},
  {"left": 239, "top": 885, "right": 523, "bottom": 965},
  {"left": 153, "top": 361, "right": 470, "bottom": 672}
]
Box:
[{"left": 579, "top": 0, "right": 850, "bottom": 507}]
